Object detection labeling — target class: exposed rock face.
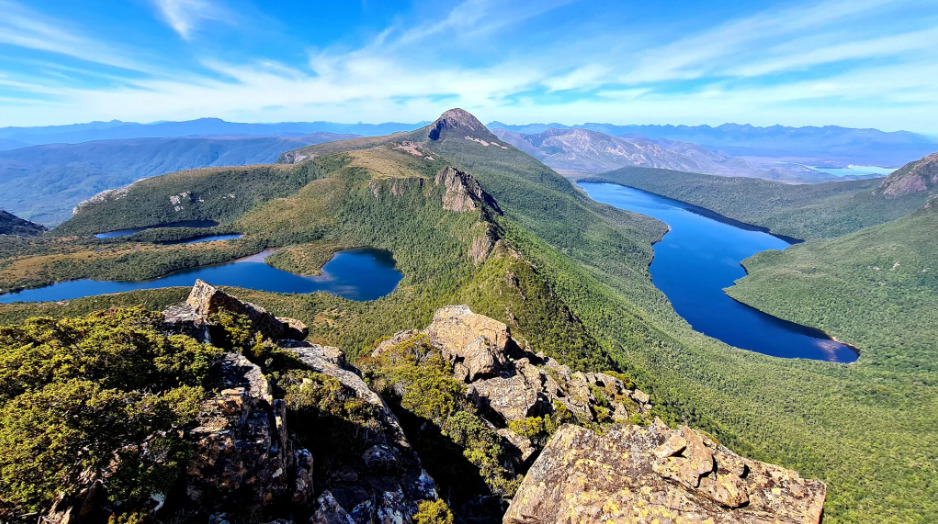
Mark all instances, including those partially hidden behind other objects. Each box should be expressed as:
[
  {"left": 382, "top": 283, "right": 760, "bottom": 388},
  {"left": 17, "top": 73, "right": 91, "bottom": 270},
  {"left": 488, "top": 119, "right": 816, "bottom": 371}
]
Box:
[
  {"left": 287, "top": 342, "right": 438, "bottom": 522},
  {"left": 185, "top": 353, "right": 298, "bottom": 518},
  {"left": 379, "top": 305, "right": 651, "bottom": 426},
  {"left": 879, "top": 151, "right": 938, "bottom": 197},
  {"left": 156, "top": 282, "right": 437, "bottom": 523},
  {"left": 427, "top": 108, "right": 493, "bottom": 142},
  {"left": 433, "top": 166, "right": 502, "bottom": 215},
  {"left": 504, "top": 423, "right": 827, "bottom": 524},
  {"left": 180, "top": 279, "right": 309, "bottom": 341}
]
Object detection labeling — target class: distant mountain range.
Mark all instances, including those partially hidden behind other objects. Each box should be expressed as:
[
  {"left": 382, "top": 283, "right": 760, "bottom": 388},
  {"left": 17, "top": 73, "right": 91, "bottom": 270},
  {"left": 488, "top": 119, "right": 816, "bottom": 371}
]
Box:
[
  {"left": 0, "top": 133, "right": 354, "bottom": 225},
  {"left": 2, "top": 118, "right": 933, "bottom": 169},
  {"left": 490, "top": 122, "right": 936, "bottom": 168},
  {"left": 0, "top": 118, "right": 422, "bottom": 146},
  {"left": 491, "top": 127, "right": 858, "bottom": 182}
]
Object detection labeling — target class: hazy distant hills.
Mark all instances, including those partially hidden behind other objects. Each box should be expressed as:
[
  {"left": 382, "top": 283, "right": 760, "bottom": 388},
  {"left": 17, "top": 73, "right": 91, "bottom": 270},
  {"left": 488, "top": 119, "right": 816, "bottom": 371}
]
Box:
[
  {"left": 490, "top": 121, "right": 936, "bottom": 167},
  {"left": 0, "top": 118, "right": 422, "bottom": 146},
  {"left": 0, "top": 134, "right": 354, "bottom": 225},
  {"left": 3, "top": 118, "right": 932, "bottom": 168},
  {"left": 492, "top": 127, "right": 835, "bottom": 182}
]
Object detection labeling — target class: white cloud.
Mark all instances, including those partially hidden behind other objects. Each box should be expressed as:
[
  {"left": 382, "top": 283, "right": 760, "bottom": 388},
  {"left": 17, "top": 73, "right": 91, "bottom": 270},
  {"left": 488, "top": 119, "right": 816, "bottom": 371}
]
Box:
[
  {"left": 1, "top": 0, "right": 937, "bottom": 134},
  {"left": 150, "top": 0, "right": 234, "bottom": 40}
]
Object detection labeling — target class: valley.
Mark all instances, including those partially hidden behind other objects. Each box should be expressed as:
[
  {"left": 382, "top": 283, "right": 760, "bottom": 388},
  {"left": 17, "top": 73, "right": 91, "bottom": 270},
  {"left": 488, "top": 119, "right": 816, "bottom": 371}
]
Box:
[{"left": 0, "top": 110, "right": 934, "bottom": 523}]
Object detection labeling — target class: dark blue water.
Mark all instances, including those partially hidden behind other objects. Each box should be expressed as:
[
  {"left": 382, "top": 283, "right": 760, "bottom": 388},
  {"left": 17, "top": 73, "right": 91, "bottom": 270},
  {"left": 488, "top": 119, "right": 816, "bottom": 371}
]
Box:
[
  {"left": 0, "top": 248, "right": 402, "bottom": 303},
  {"left": 167, "top": 234, "right": 244, "bottom": 245},
  {"left": 95, "top": 220, "right": 220, "bottom": 238},
  {"left": 579, "top": 182, "right": 857, "bottom": 363}
]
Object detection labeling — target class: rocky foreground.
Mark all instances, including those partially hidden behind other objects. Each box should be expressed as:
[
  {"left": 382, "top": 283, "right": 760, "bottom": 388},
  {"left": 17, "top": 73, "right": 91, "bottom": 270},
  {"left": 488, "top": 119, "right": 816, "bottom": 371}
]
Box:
[{"left": 44, "top": 281, "right": 826, "bottom": 523}]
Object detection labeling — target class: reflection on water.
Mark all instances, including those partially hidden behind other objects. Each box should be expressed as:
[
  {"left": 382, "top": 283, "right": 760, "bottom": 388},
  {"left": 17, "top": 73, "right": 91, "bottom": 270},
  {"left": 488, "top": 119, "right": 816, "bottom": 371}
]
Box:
[{"left": 0, "top": 248, "right": 402, "bottom": 303}]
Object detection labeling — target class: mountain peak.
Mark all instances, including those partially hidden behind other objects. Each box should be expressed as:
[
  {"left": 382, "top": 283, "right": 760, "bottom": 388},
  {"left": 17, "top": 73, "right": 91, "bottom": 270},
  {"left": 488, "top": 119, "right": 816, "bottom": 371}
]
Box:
[{"left": 427, "top": 108, "right": 491, "bottom": 141}]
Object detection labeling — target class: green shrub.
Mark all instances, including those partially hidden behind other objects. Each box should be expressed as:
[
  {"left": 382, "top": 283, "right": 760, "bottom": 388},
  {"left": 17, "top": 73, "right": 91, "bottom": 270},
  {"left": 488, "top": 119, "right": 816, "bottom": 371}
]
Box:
[{"left": 415, "top": 499, "right": 454, "bottom": 524}]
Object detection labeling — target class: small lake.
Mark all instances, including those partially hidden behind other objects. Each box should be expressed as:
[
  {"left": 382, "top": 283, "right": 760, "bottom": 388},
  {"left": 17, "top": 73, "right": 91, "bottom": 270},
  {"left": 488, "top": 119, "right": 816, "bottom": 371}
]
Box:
[
  {"left": 0, "top": 248, "right": 402, "bottom": 303},
  {"left": 579, "top": 182, "right": 857, "bottom": 363},
  {"left": 95, "top": 220, "right": 220, "bottom": 238},
  {"left": 165, "top": 234, "right": 244, "bottom": 245}
]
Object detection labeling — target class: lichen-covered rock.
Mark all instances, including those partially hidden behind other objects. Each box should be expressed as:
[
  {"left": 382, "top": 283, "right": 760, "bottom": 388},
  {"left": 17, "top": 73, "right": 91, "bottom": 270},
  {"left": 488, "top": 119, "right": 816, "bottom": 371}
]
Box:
[
  {"left": 425, "top": 305, "right": 512, "bottom": 381},
  {"left": 504, "top": 423, "right": 826, "bottom": 524},
  {"left": 288, "top": 342, "right": 438, "bottom": 522}
]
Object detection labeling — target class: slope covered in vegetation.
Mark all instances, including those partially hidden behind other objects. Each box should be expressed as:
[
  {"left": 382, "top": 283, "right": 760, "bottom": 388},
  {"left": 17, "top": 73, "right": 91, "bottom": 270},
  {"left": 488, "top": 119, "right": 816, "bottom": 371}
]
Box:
[
  {"left": 0, "top": 110, "right": 934, "bottom": 521},
  {"left": 729, "top": 199, "right": 938, "bottom": 374}
]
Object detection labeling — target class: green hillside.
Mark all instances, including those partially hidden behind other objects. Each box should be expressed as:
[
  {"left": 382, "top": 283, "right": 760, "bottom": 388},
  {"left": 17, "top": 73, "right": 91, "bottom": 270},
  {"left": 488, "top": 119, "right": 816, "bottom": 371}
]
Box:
[
  {"left": 584, "top": 167, "right": 929, "bottom": 239},
  {"left": 729, "top": 199, "right": 938, "bottom": 374},
  {"left": 0, "top": 110, "right": 935, "bottom": 521}
]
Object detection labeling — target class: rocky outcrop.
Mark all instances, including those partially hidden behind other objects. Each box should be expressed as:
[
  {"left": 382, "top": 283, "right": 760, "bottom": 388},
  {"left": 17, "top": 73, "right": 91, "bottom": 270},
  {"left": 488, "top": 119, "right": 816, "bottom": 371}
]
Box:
[
  {"left": 169, "top": 279, "right": 309, "bottom": 342},
  {"left": 879, "top": 151, "right": 938, "bottom": 197},
  {"left": 160, "top": 282, "right": 437, "bottom": 523},
  {"left": 378, "top": 305, "right": 651, "bottom": 427},
  {"left": 504, "top": 423, "right": 827, "bottom": 524},
  {"left": 286, "top": 342, "right": 438, "bottom": 522},
  {"left": 433, "top": 166, "right": 502, "bottom": 215},
  {"left": 184, "top": 353, "right": 300, "bottom": 518}
]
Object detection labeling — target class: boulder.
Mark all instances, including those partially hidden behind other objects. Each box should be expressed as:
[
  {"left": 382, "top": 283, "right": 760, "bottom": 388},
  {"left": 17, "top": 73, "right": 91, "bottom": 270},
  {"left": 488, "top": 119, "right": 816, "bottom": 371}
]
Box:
[
  {"left": 180, "top": 279, "right": 308, "bottom": 342},
  {"left": 425, "top": 305, "right": 512, "bottom": 381},
  {"left": 504, "top": 423, "right": 826, "bottom": 524}
]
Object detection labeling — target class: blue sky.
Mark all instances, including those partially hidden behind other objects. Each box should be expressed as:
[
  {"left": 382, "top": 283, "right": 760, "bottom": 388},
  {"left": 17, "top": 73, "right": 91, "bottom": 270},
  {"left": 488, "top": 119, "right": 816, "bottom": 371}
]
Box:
[{"left": 0, "top": 0, "right": 936, "bottom": 132}]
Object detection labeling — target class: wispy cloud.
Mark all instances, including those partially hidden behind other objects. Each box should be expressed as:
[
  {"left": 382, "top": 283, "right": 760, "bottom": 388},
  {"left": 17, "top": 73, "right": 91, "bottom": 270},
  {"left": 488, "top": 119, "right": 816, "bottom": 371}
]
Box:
[
  {"left": 0, "top": 0, "right": 937, "bottom": 133},
  {"left": 150, "top": 0, "right": 234, "bottom": 40},
  {"left": 0, "top": 0, "right": 154, "bottom": 72}
]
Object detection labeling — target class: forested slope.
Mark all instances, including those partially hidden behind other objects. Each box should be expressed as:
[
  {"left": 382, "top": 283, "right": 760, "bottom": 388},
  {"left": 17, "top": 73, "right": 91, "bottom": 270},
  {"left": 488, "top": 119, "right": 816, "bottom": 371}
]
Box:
[{"left": 729, "top": 199, "right": 938, "bottom": 374}]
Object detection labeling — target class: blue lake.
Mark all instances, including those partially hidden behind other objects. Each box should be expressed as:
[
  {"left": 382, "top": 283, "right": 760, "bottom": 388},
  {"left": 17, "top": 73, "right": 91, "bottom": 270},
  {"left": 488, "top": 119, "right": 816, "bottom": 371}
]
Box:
[
  {"left": 0, "top": 248, "right": 402, "bottom": 303},
  {"left": 579, "top": 181, "right": 857, "bottom": 363},
  {"left": 95, "top": 220, "right": 220, "bottom": 238},
  {"left": 166, "top": 234, "right": 244, "bottom": 245}
]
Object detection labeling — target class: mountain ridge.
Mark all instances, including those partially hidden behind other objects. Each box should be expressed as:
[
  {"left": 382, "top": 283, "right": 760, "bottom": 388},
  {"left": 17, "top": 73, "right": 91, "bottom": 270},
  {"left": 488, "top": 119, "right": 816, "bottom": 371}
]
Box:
[{"left": 491, "top": 126, "right": 858, "bottom": 182}]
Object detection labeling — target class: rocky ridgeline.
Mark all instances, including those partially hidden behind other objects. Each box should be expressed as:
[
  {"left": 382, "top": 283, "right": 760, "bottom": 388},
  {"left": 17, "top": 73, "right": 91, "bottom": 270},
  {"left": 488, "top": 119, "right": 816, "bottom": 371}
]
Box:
[
  {"left": 45, "top": 282, "right": 826, "bottom": 523},
  {"left": 375, "top": 305, "right": 652, "bottom": 462}
]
